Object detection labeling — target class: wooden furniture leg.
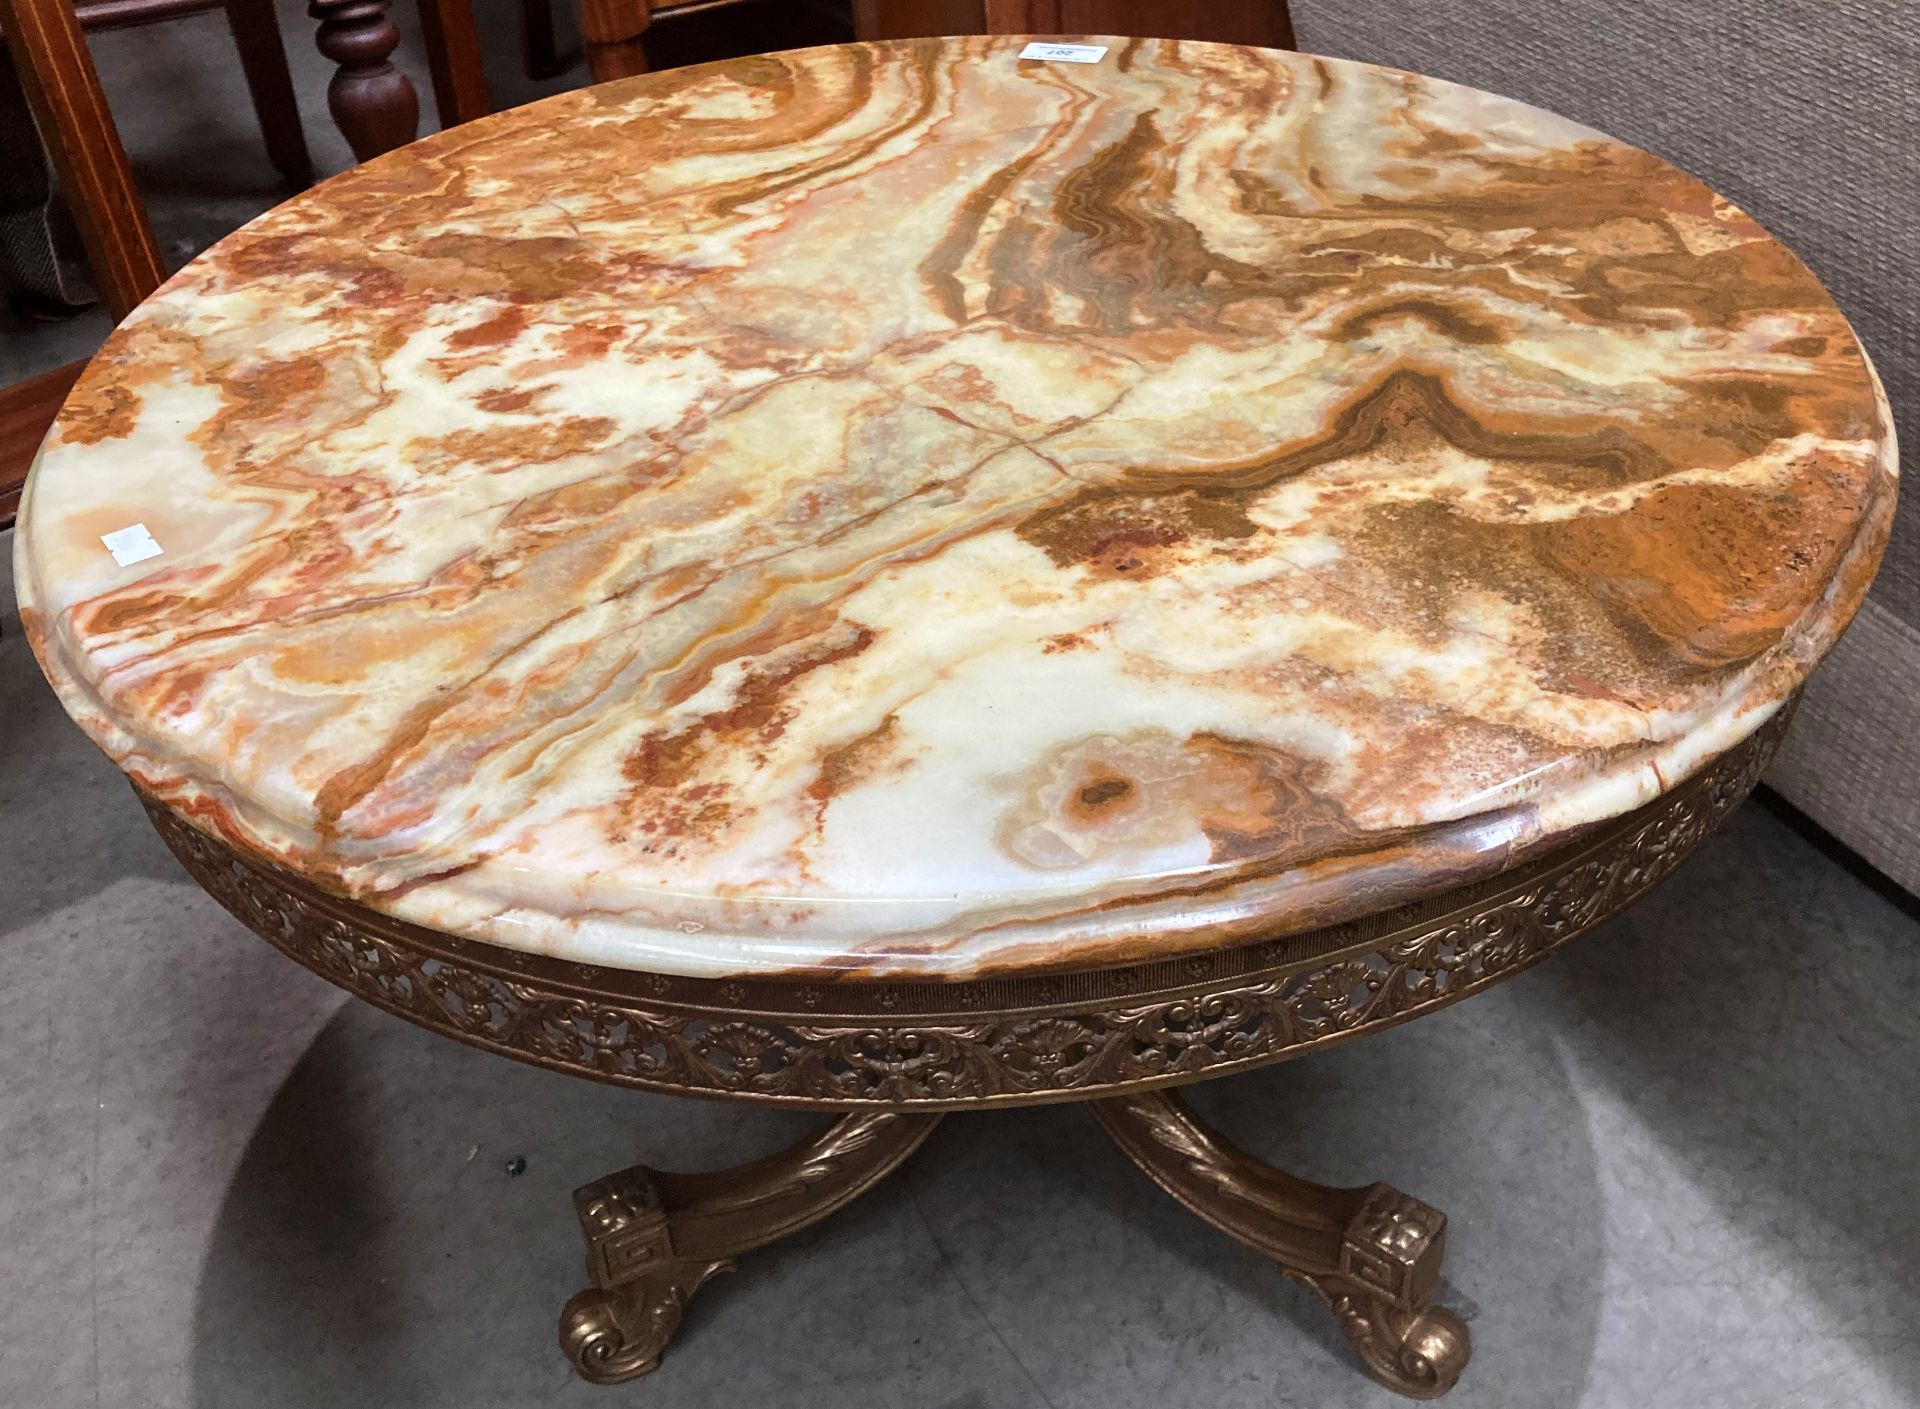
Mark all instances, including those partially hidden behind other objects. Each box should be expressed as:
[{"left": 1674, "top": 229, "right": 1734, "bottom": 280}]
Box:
[
  {"left": 1, "top": 361, "right": 85, "bottom": 529},
  {"left": 982, "top": 0, "right": 1053, "bottom": 28},
  {"left": 222, "top": 0, "right": 314, "bottom": 181},
  {"left": 852, "top": 0, "right": 984, "bottom": 37},
  {"left": 307, "top": 0, "right": 419, "bottom": 160},
  {"left": 1042, "top": 0, "right": 1292, "bottom": 48},
  {"left": 577, "top": 0, "right": 650, "bottom": 82},
  {"left": 0, "top": 0, "right": 164, "bottom": 317},
  {"left": 940, "top": 0, "right": 1297, "bottom": 49},
  {"left": 519, "top": 0, "right": 563, "bottom": 80},
  {"left": 416, "top": 0, "right": 491, "bottom": 130}
]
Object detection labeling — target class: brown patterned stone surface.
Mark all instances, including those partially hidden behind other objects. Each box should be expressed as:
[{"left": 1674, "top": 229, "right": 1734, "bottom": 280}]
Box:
[{"left": 15, "top": 37, "right": 1896, "bottom": 979}]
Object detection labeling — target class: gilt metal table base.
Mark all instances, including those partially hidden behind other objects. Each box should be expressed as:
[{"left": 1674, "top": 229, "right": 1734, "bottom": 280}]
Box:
[
  {"left": 559, "top": 1089, "right": 1467, "bottom": 1398},
  {"left": 136, "top": 707, "right": 1788, "bottom": 1402}
]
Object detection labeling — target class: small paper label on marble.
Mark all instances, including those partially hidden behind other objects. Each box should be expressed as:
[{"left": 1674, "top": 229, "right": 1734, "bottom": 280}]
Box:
[
  {"left": 101, "top": 523, "right": 163, "bottom": 567},
  {"left": 1017, "top": 42, "right": 1108, "bottom": 63}
]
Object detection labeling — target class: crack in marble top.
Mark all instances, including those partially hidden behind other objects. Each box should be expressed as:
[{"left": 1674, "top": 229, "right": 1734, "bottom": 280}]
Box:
[{"left": 15, "top": 36, "right": 1898, "bottom": 979}]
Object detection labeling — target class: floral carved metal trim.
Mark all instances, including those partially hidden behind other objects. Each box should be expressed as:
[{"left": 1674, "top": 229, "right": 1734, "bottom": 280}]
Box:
[{"left": 142, "top": 707, "right": 1786, "bottom": 1110}]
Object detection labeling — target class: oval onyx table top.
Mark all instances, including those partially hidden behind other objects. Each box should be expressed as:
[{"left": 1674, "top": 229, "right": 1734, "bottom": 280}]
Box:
[{"left": 17, "top": 37, "right": 1896, "bottom": 981}]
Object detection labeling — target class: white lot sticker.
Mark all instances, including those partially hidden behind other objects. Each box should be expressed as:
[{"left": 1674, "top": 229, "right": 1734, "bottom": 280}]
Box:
[
  {"left": 101, "top": 523, "right": 164, "bottom": 567},
  {"left": 1018, "top": 42, "right": 1108, "bottom": 63}
]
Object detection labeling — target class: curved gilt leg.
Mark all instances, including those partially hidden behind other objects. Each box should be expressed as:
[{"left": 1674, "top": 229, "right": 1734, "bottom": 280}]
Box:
[
  {"left": 558, "top": 1110, "right": 942, "bottom": 1384},
  {"left": 1091, "top": 1090, "right": 1470, "bottom": 1400}
]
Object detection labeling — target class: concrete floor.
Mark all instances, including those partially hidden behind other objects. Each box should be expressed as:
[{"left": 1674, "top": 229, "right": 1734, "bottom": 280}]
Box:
[{"left": 7, "top": 7, "right": 1920, "bottom": 1408}]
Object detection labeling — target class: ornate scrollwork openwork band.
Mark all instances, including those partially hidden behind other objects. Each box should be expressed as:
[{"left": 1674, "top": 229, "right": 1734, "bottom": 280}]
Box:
[{"left": 141, "top": 706, "right": 1786, "bottom": 1111}]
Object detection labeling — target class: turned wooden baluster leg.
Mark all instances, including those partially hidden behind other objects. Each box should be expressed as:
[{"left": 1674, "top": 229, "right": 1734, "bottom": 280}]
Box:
[
  {"left": 1091, "top": 1089, "right": 1471, "bottom": 1400},
  {"left": 307, "top": 0, "right": 418, "bottom": 162},
  {"left": 558, "top": 1110, "right": 943, "bottom": 1384}
]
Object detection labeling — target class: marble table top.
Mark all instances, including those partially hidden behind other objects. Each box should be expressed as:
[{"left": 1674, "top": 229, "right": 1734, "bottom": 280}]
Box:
[{"left": 17, "top": 37, "right": 1896, "bottom": 980}]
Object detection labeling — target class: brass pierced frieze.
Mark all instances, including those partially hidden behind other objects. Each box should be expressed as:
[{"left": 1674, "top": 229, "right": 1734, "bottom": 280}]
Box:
[{"left": 140, "top": 707, "right": 1785, "bottom": 1111}]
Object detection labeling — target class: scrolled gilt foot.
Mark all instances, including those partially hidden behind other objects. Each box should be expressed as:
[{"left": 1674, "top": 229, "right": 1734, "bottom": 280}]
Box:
[
  {"left": 557, "top": 1110, "right": 941, "bottom": 1385},
  {"left": 1326, "top": 1289, "right": 1471, "bottom": 1399},
  {"left": 558, "top": 1261, "right": 730, "bottom": 1384},
  {"left": 1090, "top": 1091, "right": 1472, "bottom": 1400},
  {"left": 559, "top": 1162, "right": 718, "bottom": 1383},
  {"left": 1316, "top": 1183, "right": 1471, "bottom": 1398}
]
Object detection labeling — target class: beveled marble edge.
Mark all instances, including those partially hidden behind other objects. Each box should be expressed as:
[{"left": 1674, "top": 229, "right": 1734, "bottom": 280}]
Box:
[{"left": 140, "top": 697, "right": 1789, "bottom": 1045}]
